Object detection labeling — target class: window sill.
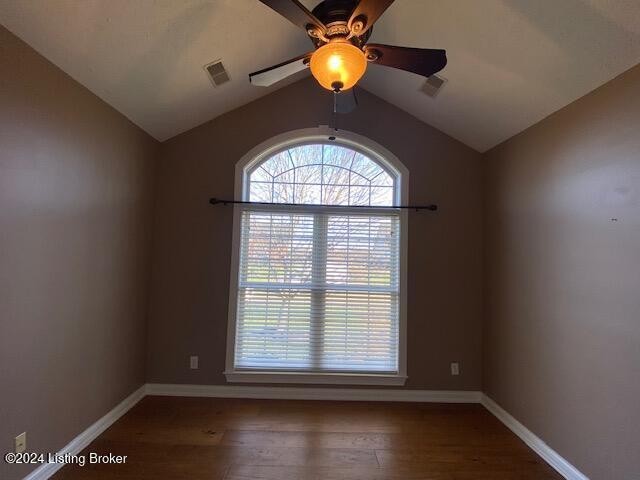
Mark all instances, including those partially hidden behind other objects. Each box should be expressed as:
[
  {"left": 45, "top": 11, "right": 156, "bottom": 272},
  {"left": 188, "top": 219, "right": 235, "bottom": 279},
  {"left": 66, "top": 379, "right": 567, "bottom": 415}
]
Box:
[{"left": 224, "top": 370, "right": 407, "bottom": 386}]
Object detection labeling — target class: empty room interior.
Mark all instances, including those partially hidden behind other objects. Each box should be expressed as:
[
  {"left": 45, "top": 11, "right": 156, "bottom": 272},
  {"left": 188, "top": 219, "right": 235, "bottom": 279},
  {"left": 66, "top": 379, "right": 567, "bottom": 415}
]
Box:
[{"left": 1, "top": 1, "right": 639, "bottom": 479}]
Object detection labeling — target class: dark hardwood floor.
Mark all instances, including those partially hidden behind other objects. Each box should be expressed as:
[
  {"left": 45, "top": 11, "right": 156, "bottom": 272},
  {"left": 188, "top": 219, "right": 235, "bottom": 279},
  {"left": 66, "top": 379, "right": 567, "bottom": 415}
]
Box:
[{"left": 53, "top": 396, "right": 562, "bottom": 479}]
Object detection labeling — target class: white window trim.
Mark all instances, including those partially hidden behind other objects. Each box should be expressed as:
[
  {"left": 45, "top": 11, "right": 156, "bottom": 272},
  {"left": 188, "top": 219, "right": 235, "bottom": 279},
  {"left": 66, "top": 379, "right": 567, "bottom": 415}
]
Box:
[{"left": 224, "top": 126, "right": 409, "bottom": 386}]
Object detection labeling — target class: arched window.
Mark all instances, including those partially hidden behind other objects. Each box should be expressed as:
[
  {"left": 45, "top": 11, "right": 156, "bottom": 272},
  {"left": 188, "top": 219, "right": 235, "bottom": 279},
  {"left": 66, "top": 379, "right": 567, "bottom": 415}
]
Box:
[
  {"left": 226, "top": 129, "right": 407, "bottom": 386},
  {"left": 247, "top": 144, "right": 396, "bottom": 206}
]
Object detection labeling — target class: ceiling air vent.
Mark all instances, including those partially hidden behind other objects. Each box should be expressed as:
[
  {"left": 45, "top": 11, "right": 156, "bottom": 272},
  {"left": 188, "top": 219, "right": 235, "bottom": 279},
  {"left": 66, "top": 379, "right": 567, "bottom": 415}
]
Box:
[
  {"left": 204, "top": 60, "right": 230, "bottom": 87},
  {"left": 421, "top": 74, "right": 446, "bottom": 98}
]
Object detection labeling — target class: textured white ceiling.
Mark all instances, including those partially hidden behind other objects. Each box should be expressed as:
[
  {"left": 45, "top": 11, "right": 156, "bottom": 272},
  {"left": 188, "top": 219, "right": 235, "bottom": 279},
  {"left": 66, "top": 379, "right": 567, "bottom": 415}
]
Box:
[{"left": 2, "top": 0, "right": 640, "bottom": 151}]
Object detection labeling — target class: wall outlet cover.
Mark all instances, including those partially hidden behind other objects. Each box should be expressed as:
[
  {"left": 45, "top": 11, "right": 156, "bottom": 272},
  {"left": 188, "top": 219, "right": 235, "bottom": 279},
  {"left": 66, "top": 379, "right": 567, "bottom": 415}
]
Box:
[
  {"left": 190, "top": 356, "right": 199, "bottom": 369},
  {"left": 15, "top": 432, "right": 26, "bottom": 453}
]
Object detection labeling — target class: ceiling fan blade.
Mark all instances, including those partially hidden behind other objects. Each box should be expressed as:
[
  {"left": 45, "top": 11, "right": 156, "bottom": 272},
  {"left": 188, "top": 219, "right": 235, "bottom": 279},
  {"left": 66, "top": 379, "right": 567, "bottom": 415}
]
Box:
[
  {"left": 259, "top": 0, "right": 326, "bottom": 34},
  {"left": 348, "top": 0, "right": 395, "bottom": 35},
  {"left": 365, "top": 44, "right": 447, "bottom": 78},
  {"left": 335, "top": 88, "right": 358, "bottom": 114},
  {"left": 249, "top": 53, "right": 313, "bottom": 87}
]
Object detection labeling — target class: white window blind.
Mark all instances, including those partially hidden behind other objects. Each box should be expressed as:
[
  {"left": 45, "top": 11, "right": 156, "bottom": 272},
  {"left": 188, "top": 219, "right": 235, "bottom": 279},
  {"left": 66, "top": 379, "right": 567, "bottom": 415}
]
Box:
[{"left": 235, "top": 208, "right": 400, "bottom": 373}]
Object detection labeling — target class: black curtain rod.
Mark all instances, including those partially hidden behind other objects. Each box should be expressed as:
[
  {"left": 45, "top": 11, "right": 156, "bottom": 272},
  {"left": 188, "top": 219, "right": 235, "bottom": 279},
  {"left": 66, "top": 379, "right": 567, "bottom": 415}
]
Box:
[{"left": 209, "top": 198, "right": 437, "bottom": 211}]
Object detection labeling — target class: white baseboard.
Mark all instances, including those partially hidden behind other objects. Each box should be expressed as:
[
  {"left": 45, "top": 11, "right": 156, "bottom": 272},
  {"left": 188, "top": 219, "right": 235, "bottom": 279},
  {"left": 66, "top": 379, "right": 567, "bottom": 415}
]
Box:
[
  {"left": 145, "top": 383, "right": 482, "bottom": 403},
  {"left": 481, "top": 394, "right": 588, "bottom": 480},
  {"left": 23, "top": 385, "right": 146, "bottom": 480}
]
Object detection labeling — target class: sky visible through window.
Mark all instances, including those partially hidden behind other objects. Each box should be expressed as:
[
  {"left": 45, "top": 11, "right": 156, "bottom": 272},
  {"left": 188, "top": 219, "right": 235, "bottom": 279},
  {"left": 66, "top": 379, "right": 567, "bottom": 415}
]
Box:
[{"left": 249, "top": 144, "right": 395, "bottom": 206}]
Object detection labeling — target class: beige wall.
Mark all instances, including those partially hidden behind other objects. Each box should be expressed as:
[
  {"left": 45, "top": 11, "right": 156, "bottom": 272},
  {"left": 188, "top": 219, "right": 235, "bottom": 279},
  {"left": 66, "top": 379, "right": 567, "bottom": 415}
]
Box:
[
  {"left": 483, "top": 64, "right": 640, "bottom": 479},
  {"left": 147, "top": 77, "right": 484, "bottom": 390},
  {"left": 0, "top": 26, "right": 158, "bottom": 480}
]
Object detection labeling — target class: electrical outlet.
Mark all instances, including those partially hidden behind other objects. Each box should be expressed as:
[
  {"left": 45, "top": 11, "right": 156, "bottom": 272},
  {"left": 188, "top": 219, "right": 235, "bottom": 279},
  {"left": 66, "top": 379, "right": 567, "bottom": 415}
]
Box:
[
  {"left": 190, "top": 356, "right": 199, "bottom": 369},
  {"left": 450, "top": 362, "right": 460, "bottom": 376},
  {"left": 15, "top": 432, "right": 26, "bottom": 453}
]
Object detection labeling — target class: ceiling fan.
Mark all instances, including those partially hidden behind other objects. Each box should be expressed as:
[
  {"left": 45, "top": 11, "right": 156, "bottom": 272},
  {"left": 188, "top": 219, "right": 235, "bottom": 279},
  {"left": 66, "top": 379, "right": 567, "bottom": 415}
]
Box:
[{"left": 249, "top": 0, "right": 447, "bottom": 108}]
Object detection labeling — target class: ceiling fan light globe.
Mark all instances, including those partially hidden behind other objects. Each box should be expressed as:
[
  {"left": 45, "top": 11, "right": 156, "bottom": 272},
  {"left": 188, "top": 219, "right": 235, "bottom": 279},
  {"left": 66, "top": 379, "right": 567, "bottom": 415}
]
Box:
[{"left": 310, "top": 42, "right": 367, "bottom": 91}]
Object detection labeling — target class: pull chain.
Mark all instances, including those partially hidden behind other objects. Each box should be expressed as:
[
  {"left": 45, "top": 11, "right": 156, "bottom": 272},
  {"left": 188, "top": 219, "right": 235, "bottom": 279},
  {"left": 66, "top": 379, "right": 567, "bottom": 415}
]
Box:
[{"left": 332, "top": 91, "right": 339, "bottom": 133}]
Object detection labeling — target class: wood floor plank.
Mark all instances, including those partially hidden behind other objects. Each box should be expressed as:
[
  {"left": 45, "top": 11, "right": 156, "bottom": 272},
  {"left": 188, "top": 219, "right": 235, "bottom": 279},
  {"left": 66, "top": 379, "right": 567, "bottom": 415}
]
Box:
[
  {"left": 164, "top": 444, "right": 378, "bottom": 468},
  {"left": 375, "top": 447, "right": 549, "bottom": 471},
  {"left": 53, "top": 440, "right": 228, "bottom": 480},
  {"left": 225, "top": 465, "right": 454, "bottom": 480},
  {"left": 220, "top": 430, "right": 520, "bottom": 449},
  {"left": 101, "top": 421, "right": 225, "bottom": 445},
  {"left": 204, "top": 417, "right": 506, "bottom": 434}
]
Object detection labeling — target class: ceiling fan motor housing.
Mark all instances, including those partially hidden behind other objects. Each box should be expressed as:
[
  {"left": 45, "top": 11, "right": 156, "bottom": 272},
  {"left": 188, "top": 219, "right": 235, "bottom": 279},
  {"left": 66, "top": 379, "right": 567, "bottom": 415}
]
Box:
[{"left": 309, "top": 0, "right": 372, "bottom": 48}]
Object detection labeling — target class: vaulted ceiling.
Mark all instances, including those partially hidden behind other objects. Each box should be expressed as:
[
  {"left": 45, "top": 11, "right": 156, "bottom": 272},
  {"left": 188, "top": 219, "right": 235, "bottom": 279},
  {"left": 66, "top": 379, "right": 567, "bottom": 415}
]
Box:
[{"left": 2, "top": 0, "right": 639, "bottom": 151}]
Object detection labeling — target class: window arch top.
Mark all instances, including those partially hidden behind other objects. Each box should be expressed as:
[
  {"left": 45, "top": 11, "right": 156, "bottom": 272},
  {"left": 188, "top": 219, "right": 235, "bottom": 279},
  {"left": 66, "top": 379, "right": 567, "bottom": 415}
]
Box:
[{"left": 247, "top": 143, "right": 397, "bottom": 206}]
